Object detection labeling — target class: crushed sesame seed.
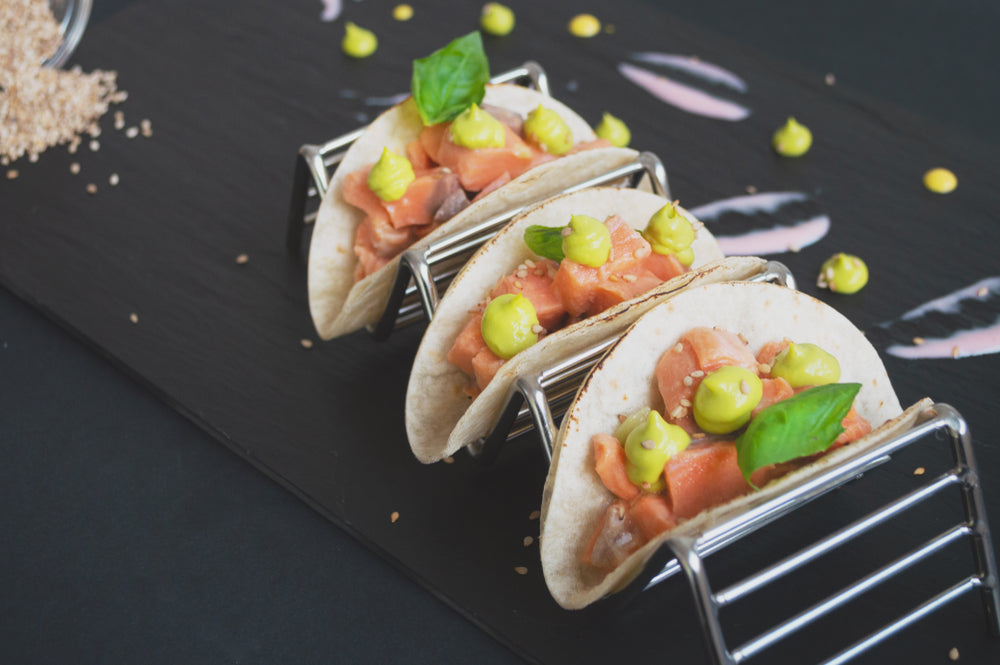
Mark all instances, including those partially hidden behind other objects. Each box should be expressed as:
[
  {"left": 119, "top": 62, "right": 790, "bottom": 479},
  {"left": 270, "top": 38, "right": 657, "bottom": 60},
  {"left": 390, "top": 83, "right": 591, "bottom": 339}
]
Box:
[
  {"left": 6, "top": 169, "right": 18, "bottom": 179},
  {"left": 300, "top": 338, "right": 314, "bottom": 349},
  {"left": 235, "top": 253, "right": 249, "bottom": 264},
  {"left": 390, "top": 511, "right": 399, "bottom": 523},
  {"left": 913, "top": 467, "right": 926, "bottom": 476},
  {"left": 85, "top": 183, "right": 97, "bottom": 194},
  {"left": 913, "top": 337, "right": 925, "bottom": 345},
  {"left": 523, "top": 536, "right": 534, "bottom": 547},
  {"left": 514, "top": 566, "right": 528, "bottom": 575},
  {"left": 69, "top": 162, "right": 80, "bottom": 174},
  {"left": 108, "top": 173, "right": 119, "bottom": 186},
  {"left": 528, "top": 510, "right": 541, "bottom": 520},
  {"left": 128, "top": 312, "right": 138, "bottom": 324},
  {"left": 125, "top": 126, "right": 139, "bottom": 138}
]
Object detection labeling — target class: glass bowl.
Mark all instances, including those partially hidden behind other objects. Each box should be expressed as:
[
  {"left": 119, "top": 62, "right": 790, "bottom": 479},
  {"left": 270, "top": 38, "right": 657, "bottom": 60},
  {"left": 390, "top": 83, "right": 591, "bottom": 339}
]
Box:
[{"left": 44, "top": 0, "right": 93, "bottom": 68}]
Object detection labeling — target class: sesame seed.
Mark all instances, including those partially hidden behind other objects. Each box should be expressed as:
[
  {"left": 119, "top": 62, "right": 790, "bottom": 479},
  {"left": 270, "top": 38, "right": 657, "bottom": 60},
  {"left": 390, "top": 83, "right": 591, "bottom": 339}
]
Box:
[
  {"left": 673, "top": 343, "right": 683, "bottom": 353},
  {"left": 514, "top": 566, "right": 528, "bottom": 575},
  {"left": 69, "top": 162, "right": 80, "bottom": 174},
  {"left": 670, "top": 406, "right": 687, "bottom": 419},
  {"left": 28, "top": 152, "right": 38, "bottom": 162},
  {"left": 128, "top": 312, "right": 139, "bottom": 324},
  {"left": 740, "top": 380, "right": 751, "bottom": 394},
  {"left": 513, "top": 280, "right": 522, "bottom": 289},
  {"left": 561, "top": 227, "right": 573, "bottom": 237},
  {"left": 680, "top": 398, "right": 691, "bottom": 408},
  {"left": 634, "top": 246, "right": 650, "bottom": 259},
  {"left": 126, "top": 126, "right": 139, "bottom": 138},
  {"left": 759, "top": 363, "right": 772, "bottom": 374},
  {"left": 89, "top": 139, "right": 100, "bottom": 152},
  {"left": 140, "top": 118, "right": 152, "bottom": 130},
  {"left": 6, "top": 169, "right": 18, "bottom": 179},
  {"left": 300, "top": 338, "right": 314, "bottom": 349},
  {"left": 524, "top": 259, "right": 535, "bottom": 269},
  {"left": 691, "top": 370, "right": 705, "bottom": 378},
  {"left": 949, "top": 647, "right": 960, "bottom": 661},
  {"left": 529, "top": 510, "right": 541, "bottom": 520},
  {"left": 825, "top": 72, "right": 836, "bottom": 86},
  {"left": 608, "top": 274, "right": 619, "bottom": 282},
  {"left": 622, "top": 274, "right": 638, "bottom": 283},
  {"left": 390, "top": 511, "right": 399, "bottom": 523},
  {"left": 746, "top": 185, "right": 758, "bottom": 194},
  {"left": 788, "top": 243, "right": 801, "bottom": 253},
  {"left": 913, "top": 337, "right": 925, "bottom": 345},
  {"left": 531, "top": 324, "right": 544, "bottom": 334},
  {"left": 692, "top": 432, "right": 706, "bottom": 439},
  {"left": 235, "top": 253, "right": 249, "bottom": 264},
  {"left": 443, "top": 456, "right": 454, "bottom": 464},
  {"left": 67, "top": 141, "right": 78, "bottom": 154},
  {"left": 85, "top": 183, "right": 97, "bottom": 194},
  {"left": 516, "top": 269, "right": 528, "bottom": 279},
  {"left": 108, "top": 173, "right": 119, "bottom": 186},
  {"left": 523, "top": 536, "right": 534, "bottom": 547},
  {"left": 641, "top": 439, "right": 655, "bottom": 450},
  {"left": 951, "top": 345, "right": 960, "bottom": 358},
  {"left": 913, "top": 467, "right": 926, "bottom": 476},
  {"left": 978, "top": 287, "right": 989, "bottom": 297}
]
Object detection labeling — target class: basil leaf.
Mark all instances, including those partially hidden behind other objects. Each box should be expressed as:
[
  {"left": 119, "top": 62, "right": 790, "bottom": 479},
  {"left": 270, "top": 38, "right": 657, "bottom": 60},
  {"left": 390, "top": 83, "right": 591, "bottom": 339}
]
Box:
[
  {"left": 411, "top": 32, "right": 490, "bottom": 126},
  {"left": 523, "top": 225, "right": 565, "bottom": 262},
  {"left": 735, "top": 383, "right": 861, "bottom": 487}
]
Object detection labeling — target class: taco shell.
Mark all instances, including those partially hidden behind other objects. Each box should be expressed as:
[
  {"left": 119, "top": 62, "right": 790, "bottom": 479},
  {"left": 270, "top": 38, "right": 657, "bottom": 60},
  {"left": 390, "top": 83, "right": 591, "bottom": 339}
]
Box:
[{"left": 539, "top": 281, "right": 908, "bottom": 609}]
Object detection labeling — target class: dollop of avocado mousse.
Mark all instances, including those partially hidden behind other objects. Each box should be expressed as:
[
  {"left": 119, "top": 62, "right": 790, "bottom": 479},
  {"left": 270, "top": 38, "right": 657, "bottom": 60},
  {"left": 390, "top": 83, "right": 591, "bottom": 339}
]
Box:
[
  {"left": 642, "top": 202, "right": 695, "bottom": 266},
  {"left": 770, "top": 343, "right": 840, "bottom": 387},
  {"left": 449, "top": 103, "right": 506, "bottom": 149},
  {"left": 772, "top": 116, "right": 812, "bottom": 157},
  {"left": 817, "top": 253, "right": 868, "bottom": 294},
  {"left": 480, "top": 3, "right": 515, "bottom": 36},
  {"left": 481, "top": 293, "right": 540, "bottom": 358},
  {"left": 693, "top": 366, "right": 763, "bottom": 434},
  {"left": 594, "top": 112, "right": 630, "bottom": 147},
  {"left": 342, "top": 22, "right": 378, "bottom": 58},
  {"left": 561, "top": 214, "right": 611, "bottom": 267},
  {"left": 524, "top": 105, "right": 573, "bottom": 155},
  {"left": 624, "top": 410, "right": 690, "bottom": 491},
  {"left": 367, "top": 147, "right": 415, "bottom": 201}
]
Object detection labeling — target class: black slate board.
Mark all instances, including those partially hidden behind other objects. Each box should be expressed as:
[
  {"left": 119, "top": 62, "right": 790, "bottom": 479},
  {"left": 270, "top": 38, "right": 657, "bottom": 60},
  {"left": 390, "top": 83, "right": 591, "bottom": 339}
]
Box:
[{"left": 3, "top": 0, "right": 999, "bottom": 663}]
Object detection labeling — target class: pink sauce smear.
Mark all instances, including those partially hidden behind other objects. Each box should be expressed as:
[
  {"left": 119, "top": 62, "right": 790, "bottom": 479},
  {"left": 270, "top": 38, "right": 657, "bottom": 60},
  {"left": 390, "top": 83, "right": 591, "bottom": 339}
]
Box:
[
  {"left": 320, "top": 0, "right": 342, "bottom": 22},
  {"left": 691, "top": 192, "right": 830, "bottom": 255},
  {"left": 886, "top": 278, "right": 1000, "bottom": 359},
  {"left": 618, "top": 62, "right": 751, "bottom": 121},
  {"left": 630, "top": 53, "right": 748, "bottom": 92}
]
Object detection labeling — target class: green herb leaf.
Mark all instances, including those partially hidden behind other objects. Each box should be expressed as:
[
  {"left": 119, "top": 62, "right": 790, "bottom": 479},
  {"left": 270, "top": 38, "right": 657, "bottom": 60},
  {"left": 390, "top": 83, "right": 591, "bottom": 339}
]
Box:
[
  {"left": 411, "top": 32, "right": 490, "bottom": 126},
  {"left": 735, "top": 383, "right": 861, "bottom": 487},
  {"left": 523, "top": 225, "right": 566, "bottom": 262}
]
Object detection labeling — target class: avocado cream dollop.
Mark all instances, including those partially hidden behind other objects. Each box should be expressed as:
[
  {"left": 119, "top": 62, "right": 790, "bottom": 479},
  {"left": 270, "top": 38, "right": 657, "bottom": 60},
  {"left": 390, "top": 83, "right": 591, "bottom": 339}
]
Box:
[
  {"left": 480, "top": 3, "right": 515, "bottom": 36},
  {"left": 693, "top": 366, "right": 763, "bottom": 434},
  {"left": 923, "top": 167, "right": 957, "bottom": 194},
  {"left": 481, "top": 293, "right": 539, "bottom": 359},
  {"left": 367, "top": 147, "right": 415, "bottom": 201},
  {"left": 562, "top": 214, "right": 611, "bottom": 267},
  {"left": 594, "top": 112, "right": 630, "bottom": 147},
  {"left": 817, "top": 253, "right": 868, "bottom": 294},
  {"left": 643, "top": 202, "right": 696, "bottom": 266},
  {"left": 449, "top": 103, "right": 506, "bottom": 149},
  {"left": 342, "top": 22, "right": 378, "bottom": 59},
  {"left": 524, "top": 105, "right": 573, "bottom": 155},
  {"left": 624, "top": 410, "right": 690, "bottom": 491},
  {"left": 772, "top": 116, "right": 812, "bottom": 157},
  {"left": 770, "top": 342, "right": 840, "bottom": 388}
]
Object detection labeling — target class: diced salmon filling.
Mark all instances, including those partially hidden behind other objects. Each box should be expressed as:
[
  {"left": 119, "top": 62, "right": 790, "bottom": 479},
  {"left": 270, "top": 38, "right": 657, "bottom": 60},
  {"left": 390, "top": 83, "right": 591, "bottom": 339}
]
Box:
[
  {"left": 447, "top": 215, "right": 693, "bottom": 395},
  {"left": 346, "top": 112, "right": 607, "bottom": 282},
  {"left": 583, "top": 329, "right": 873, "bottom": 573}
]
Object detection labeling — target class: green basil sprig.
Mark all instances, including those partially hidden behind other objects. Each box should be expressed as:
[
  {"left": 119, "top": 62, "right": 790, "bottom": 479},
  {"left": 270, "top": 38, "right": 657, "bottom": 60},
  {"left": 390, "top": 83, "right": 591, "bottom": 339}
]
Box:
[
  {"left": 735, "top": 383, "right": 861, "bottom": 487},
  {"left": 523, "top": 225, "right": 566, "bottom": 262},
  {"left": 411, "top": 32, "right": 490, "bottom": 126}
]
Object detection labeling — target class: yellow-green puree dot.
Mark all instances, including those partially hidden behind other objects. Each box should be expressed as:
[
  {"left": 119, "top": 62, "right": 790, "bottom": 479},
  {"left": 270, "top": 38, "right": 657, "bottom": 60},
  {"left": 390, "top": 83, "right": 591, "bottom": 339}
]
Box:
[
  {"left": 772, "top": 117, "right": 812, "bottom": 157},
  {"left": 367, "top": 147, "right": 414, "bottom": 201},
  {"left": 342, "top": 22, "right": 377, "bottom": 58},
  {"left": 481, "top": 294, "right": 539, "bottom": 359},
  {"left": 449, "top": 103, "right": 506, "bottom": 149},
  {"left": 923, "top": 168, "right": 957, "bottom": 194},
  {"left": 392, "top": 4, "right": 413, "bottom": 21},
  {"left": 817, "top": 253, "right": 868, "bottom": 294},
  {"left": 642, "top": 202, "right": 696, "bottom": 265},
  {"left": 524, "top": 105, "right": 573, "bottom": 155},
  {"left": 568, "top": 14, "right": 601, "bottom": 38},
  {"left": 770, "top": 343, "right": 840, "bottom": 388},
  {"left": 481, "top": 3, "right": 515, "bottom": 36},
  {"left": 562, "top": 214, "right": 611, "bottom": 267},
  {"left": 594, "top": 112, "right": 630, "bottom": 147},
  {"left": 624, "top": 410, "right": 690, "bottom": 491},
  {"left": 693, "top": 366, "right": 763, "bottom": 434}
]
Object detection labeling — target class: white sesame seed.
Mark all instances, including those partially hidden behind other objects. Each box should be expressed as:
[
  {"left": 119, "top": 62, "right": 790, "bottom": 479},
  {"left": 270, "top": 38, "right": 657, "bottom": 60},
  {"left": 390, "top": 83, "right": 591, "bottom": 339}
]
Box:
[
  {"left": 913, "top": 337, "right": 925, "bottom": 345},
  {"left": 746, "top": 185, "right": 758, "bottom": 194},
  {"left": 85, "top": 183, "right": 97, "bottom": 194},
  {"left": 561, "top": 227, "right": 573, "bottom": 237},
  {"left": 680, "top": 398, "right": 692, "bottom": 407},
  {"left": 825, "top": 72, "right": 836, "bottom": 86},
  {"left": 670, "top": 406, "right": 687, "bottom": 419},
  {"left": 6, "top": 169, "right": 18, "bottom": 179},
  {"left": 89, "top": 139, "right": 100, "bottom": 152},
  {"left": 523, "top": 536, "right": 534, "bottom": 547},
  {"left": 69, "top": 162, "right": 80, "bottom": 174},
  {"left": 634, "top": 246, "right": 650, "bottom": 259},
  {"left": 682, "top": 376, "right": 693, "bottom": 387},
  {"left": 978, "top": 287, "right": 988, "bottom": 297},
  {"left": 531, "top": 324, "right": 544, "bottom": 334},
  {"left": 126, "top": 126, "right": 139, "bottom": 138},
  {"left": 128, "top": 312, "right": 139, "bottom": 324},
  {"left": 300, "top": 338, "right": 314, "bottom": 349},
  {"left": 913, "top": 467, "right": 926, "bottom": 475},
  {"left": 108, "top": 173, "right": 119, "bottom": 186},
  {"left": 673, "top": 343, "right": 683, "bottom": 353},
  {"left": 691, "top": 370, "right": 705, "bottom": 378},
  {"left": 951, "top": 345, "right": 960, "bottom": 358},
  {"left": 524, "top": 259, "right": 535, "bottom": 269},
  {"left": 622, "top": 274, "right": 638, "bottom": 283},
  {"left": 235, "top": 253, "right": 249, "bottom": 264},
  {"left": 641, "top": 439, "right": 655, "bottom": 450},
  {"left": 514, "top": 566, "right": 528, "bottom": 575}
]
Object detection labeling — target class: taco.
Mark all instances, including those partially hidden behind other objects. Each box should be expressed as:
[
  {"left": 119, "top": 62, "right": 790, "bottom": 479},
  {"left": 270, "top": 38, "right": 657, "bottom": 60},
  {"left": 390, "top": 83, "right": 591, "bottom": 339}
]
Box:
[
  {"left": 306, "top": 78, "right": 640, "bottom": 339},
  {"left": 539, "top": 281, "right": 914, "bottom": 609},
  {"left": 405, "top": 186, "right": 757, "bottom": 464}
]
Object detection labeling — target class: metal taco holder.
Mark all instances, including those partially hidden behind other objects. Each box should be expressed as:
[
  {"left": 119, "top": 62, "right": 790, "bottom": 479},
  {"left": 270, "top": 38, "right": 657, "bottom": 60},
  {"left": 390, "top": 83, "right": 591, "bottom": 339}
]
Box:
[
  {"left": 287, "top": 63, "right": 670, "bottom": 339},
  {"left": 286, "top": 63, "right": 1000, "bottom": 665}
]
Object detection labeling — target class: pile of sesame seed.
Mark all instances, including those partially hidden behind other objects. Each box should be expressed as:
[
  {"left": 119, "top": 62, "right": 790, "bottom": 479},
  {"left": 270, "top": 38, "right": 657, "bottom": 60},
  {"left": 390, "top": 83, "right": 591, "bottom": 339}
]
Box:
[{"left": 0, "top": 0, "right": 126, "bottom": 163}]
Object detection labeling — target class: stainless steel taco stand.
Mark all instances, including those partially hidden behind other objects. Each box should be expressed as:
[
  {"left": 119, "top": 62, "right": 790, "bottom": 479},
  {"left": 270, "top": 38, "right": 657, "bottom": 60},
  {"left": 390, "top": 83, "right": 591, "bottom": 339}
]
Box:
[{"left": 285, "top": 63, "right": 670, "bottom": 339}]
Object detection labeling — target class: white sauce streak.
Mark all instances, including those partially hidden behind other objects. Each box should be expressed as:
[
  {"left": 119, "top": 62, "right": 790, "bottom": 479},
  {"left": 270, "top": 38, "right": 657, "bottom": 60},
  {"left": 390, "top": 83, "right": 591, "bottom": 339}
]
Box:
[
  {"left": 618, "top": 63, "right": 751, "bottom": 121},
  {"left": 691, "top": 192, "right": 830, "bottom": 255},
  {"left": 630, "top": 53, "right": 748, "bottom": 93},
  {"left": 364, "top": 93, "right": 410, "bottom": 107},
  {"left": 886, "top": 277, "right": 1000, "bottom": 359},
  {"left": 320, "top": 0, "right": 342, "bottom": 22}
]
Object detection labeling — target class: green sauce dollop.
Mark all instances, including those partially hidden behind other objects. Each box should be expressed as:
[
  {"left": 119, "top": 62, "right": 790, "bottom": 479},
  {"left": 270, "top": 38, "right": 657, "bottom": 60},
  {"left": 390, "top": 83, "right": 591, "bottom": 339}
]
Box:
[
  {"left": 772, "top": 116, "right": 812, "bottom": 157},
  {"left": 624, "top": 410, "right": 690, "bottom": 491},
  {"left": 642, "top": 202, "right": 696, "bottom": 266},
  {"left": 770, "top": 343, "right": 840, "bottom": 388},
  {"left": 817, "top": 253, "right": 868, "bottom": 294},
  {"left": 562, "top": 214, "right": 611, "bottom": 267},
  {"left": 449, "top": 103, "right": 506, "bottom": 149},
  {"left": 595, "top": 112, "right": 630, "bottom": 147},
  {"left": 693, "top": 366, "right": 763, "bottom": 434},
  {"left": 367, "top": 147, "right": 415, "bottom": 202},
  {"left": 524, "top": 105, "right": 573, "bottom": 155},
  {"left": 481, "top": 293, "right": 539, "bottom": 359},
  {"left": 342, "top": 22, "right": 378, "bottom": 59}
]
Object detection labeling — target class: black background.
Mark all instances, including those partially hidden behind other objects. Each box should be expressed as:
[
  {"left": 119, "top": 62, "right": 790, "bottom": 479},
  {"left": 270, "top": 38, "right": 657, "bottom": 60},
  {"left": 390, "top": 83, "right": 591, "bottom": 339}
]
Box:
[{"left": 3, "top": 1, "right": 999, "bottom": 663}]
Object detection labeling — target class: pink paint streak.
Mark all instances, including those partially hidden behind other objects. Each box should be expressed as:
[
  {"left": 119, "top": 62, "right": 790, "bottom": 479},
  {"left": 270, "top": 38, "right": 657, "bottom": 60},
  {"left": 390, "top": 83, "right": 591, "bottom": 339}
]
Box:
[{"left": 618, "top": 62, "right": 751, "bottom": 121}]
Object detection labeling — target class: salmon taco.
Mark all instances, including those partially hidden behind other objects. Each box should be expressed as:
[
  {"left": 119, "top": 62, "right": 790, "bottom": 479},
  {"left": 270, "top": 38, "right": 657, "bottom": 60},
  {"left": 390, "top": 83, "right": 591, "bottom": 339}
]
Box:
[
  {"left": 307, "top": 33, "right": 636, "bottom": 339},
  {"left": 405, "top": 186, "right": 759, "bottom": 464},
  {"left": 539, "top": 281, "right": 914, "bottom": 609}
]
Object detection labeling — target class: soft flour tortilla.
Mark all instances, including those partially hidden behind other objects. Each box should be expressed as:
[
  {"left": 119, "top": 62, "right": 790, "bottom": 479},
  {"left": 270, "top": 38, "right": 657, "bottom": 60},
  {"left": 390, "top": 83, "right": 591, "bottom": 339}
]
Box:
[
  {"left": 405, "top": 186, "right": 744, "bottom": 463},
  {"left": 307, "top": 83, "right": 635, "bottom": 339},
  {"left": 539, "top": 281, "right": 911, "bottom": 609}
]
